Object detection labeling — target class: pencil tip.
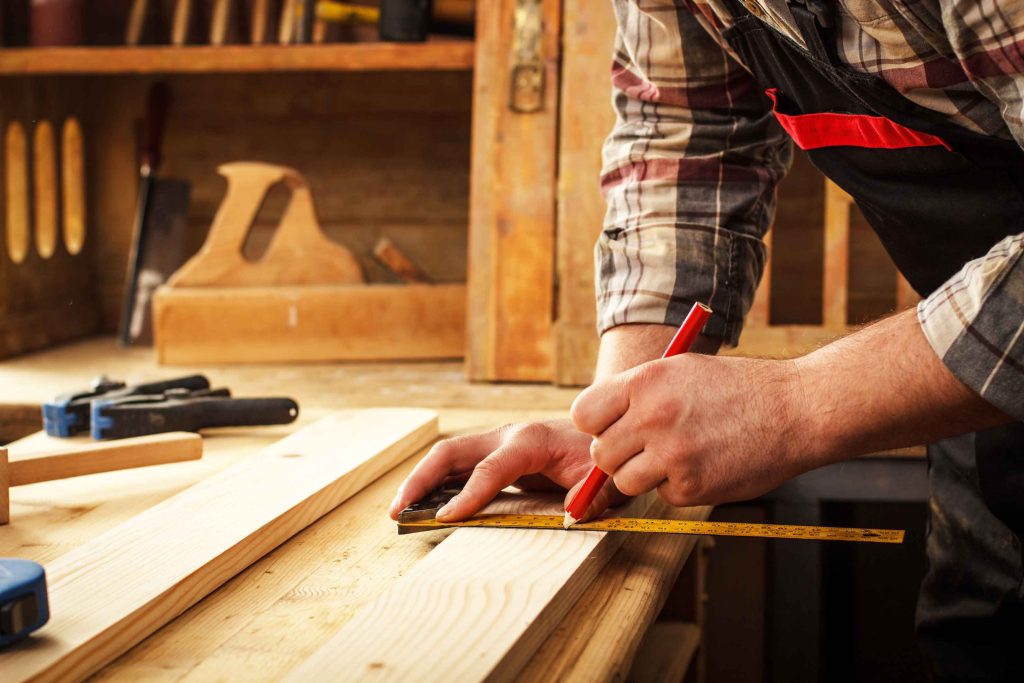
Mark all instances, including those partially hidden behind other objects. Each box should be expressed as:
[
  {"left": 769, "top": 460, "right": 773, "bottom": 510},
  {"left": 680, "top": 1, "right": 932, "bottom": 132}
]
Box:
[{"left": 562, "top": 512, "right": 577, "bottom": 529}]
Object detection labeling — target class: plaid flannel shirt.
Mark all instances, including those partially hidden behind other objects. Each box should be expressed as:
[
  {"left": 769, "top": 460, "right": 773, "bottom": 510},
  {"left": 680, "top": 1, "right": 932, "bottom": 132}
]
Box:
[{"left": 597, "top": 0, "right": 1024, "bottom": 420}]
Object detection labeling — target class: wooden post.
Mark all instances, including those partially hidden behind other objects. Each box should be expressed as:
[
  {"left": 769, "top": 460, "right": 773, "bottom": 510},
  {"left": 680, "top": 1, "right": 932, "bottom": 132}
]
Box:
[
  {"left": 748, "top": 229, "right": 773, "bottom": 327},
  {"left": 822, "top": 180, "right": 851, "bottom": 328},
  {"left": 466, "top": 0, "right": 561, "bottom": 382},
  {"left": 553, "top": 0, "right": 617, "bottom": 387}
]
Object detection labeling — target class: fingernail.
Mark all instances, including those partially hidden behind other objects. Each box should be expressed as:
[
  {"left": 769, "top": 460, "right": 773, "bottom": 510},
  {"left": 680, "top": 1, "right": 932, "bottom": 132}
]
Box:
[{"left": 436, "top": 497, "right": 458, "bottom": 520}]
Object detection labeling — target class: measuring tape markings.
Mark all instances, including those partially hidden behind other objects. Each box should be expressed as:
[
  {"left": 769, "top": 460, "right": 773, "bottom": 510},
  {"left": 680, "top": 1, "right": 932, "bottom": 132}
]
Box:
[{"left": 397, "top": 514, "right": 905, "bottom": 544}]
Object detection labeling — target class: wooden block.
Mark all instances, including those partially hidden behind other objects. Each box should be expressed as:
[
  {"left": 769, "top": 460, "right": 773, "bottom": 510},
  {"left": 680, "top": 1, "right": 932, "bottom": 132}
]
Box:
[
  {"left": 629, "top": 622, "right": 701, "bottom": 683},
  {"left": 153, "top": 283, "right": 466, "bottom": 363},
  {"left": 285, "top": 492, "right": 655, "bottom": 681},
  {"left": 467, "top": 0, "right": 560, "bottom": 382},
  {"left": 7, "top": 432, "right": 202, "bottom": 487},
  {"left": 0, "top": 408, "right": 438, "bottom": 682},
  {"left": 519, "top": 501, "right": 711, "bottom": 683}
]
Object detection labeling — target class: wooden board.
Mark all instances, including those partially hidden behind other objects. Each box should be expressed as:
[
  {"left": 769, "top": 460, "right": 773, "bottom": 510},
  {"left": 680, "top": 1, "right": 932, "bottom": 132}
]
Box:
[
  {"left": 518, "top": 501, "right": 710, "bottom": 682},
  {"left": 6, "top": 431, "right": 202, "bottom": 487},
  {"left": 153, "top": 283, "right": 467, "bottom": 363},
  {"left": 286, "top": 492, "right": 656, "bottom": 681},
  {"left": 553, "top": 0, "right": 617, "bottom": 387},
  {"left": 466, "top": 0, "right": 560, "bottom": 382},
  {"left": 0, "top": 408, "right": 438, "bottom": 683}
]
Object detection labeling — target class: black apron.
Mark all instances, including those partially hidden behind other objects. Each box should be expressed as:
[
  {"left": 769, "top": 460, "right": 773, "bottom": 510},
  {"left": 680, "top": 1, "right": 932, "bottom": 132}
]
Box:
[{"left": 718, "top": 2, "right": 1024, "bottom": 680}]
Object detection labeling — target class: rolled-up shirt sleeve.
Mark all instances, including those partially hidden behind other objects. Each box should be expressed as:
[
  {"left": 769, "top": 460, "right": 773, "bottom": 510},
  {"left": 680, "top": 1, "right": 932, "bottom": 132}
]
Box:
[
  {"left": 596, "top": 0, "right": 793, "bottom": 345},
  {"left": 918, "top": 233, "right": 1024, "bottom": 422}
]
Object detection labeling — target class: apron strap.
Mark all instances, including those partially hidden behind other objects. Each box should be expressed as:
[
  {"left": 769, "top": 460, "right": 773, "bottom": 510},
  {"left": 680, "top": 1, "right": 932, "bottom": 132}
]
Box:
[{"left": 787, "top": 1, "right": 839, "bottom": 64}]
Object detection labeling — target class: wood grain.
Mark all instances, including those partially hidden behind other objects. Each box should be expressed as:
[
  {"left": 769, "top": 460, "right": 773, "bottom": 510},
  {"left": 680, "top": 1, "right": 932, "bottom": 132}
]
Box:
[
  {"left": 0, "top": 408, "right": 438, "bottom": 683},
  {"left": 286, "top": 493, "right": 656, "bottom": 681},
  {"left": 553, "top": 0, "right": 616, "bottom": 387},
  {"left": 6, "top": 431, "right": 202, "bottom": 487},
  {"left": 0, "top": 449, "right": 8, "bottom": 525},
  {"left": 467, "top": 0, "right": 560, "bottom": 382},
  {"left": 153, "top": 283, "right": 467, "bottom": 363},
  {"left": 518, "top": 501, "right": 711, "bottom": 683}
]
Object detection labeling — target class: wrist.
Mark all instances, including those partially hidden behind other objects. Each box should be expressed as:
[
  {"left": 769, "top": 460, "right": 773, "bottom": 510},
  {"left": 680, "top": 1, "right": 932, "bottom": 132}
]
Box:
[{"left": 787, "top": 353, "right": 839, "bottom": 468}]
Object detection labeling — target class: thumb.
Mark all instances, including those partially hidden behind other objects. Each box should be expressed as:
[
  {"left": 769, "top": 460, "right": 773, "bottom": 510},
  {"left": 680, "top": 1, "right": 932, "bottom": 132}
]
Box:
[{"left": 563, "top": 476, "right": 629, "bottom": 523}]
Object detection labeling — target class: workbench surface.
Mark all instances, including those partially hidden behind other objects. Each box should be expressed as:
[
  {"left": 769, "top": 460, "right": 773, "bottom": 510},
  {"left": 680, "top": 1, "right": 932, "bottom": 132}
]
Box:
[{"left": 0, "top": 338, "right": 704, "bottom": 681}]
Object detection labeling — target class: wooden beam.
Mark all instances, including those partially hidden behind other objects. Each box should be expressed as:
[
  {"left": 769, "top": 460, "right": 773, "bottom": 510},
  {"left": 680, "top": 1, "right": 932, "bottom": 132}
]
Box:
[
  {"left": 0, "top": 408, "right": 438, "bottom": 683},
  {"left": 518, "top": 501, "right": 711, "bottom": 682},
  {"left": 467, "top": 0, "right": 561, "bottom": 381},
  {"left": 554, "top": 0, "right": 617, "bottom": 387},
  {"left": 285, "top": 492, "right": 655, "bottom": 681},
  {"left": 6, "top": 432, "right": 202, "bottom": 487}
]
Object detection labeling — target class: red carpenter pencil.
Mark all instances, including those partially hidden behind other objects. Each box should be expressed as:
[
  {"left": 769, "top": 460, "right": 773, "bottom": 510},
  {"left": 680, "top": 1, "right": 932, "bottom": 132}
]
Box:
[{"left": 563, "top": 301, "right": 713, "bottom": 528}]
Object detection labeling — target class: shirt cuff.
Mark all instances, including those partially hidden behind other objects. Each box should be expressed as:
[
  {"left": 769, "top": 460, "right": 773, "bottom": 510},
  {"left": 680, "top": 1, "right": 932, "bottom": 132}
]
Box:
[
  {"left": 595, "top": 224, "right": 767, "bottom": 346},
  {"left": 917, "top": 233, "right": 1024, "bottom": 422}
]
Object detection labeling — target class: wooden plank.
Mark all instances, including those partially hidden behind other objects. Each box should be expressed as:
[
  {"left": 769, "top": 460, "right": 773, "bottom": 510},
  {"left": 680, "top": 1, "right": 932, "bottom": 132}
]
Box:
[
  {"left": 822, "top": 180, "right": 851, "bottom": 329},
  {"left": 0, "top": 42, "right": 476, "bottom": 74},
  {"left": 553, "top": 0, "right": 617, "bottom": 387},
  {"left": 153, "top": 283, "right": 467, "bottom": 363},
  {"left": 4, "top": 120, "right": 29, "bottom": 264},
  {"left": 467, "top": 0, "right": 560, "bottom": 381},
  {"left": 727, "top": 324, "right": 845, "bottom": 359},
  {"left": 0, "top": 408, "right": 438, "bottom": 683},
  {"left": 285, "top": 492, "right": 654, "bottom": 681},
  {"left": 171, "top": 0, "right": 193, "bottom": 46},
  {"left": 629, "top": 622, "right": 701, "bottom": 683},
  {"left": 6, "top": 432, "right": 202, "bottom": 487},
  {"left": 518, "top": 501, "right": 711, "bottom": 683}
]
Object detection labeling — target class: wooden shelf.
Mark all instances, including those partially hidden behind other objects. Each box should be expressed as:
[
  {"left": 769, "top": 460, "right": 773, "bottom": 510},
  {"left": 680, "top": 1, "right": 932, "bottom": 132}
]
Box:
[{"left": 0, "top": 41, "right": 475, "bottom": 75}]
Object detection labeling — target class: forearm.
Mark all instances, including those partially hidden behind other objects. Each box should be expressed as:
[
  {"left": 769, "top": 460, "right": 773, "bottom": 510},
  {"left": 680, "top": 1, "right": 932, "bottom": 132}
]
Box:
[
  {"left": 595, "top": 325, "right": 722, "bottom": 380},
  {"left": 795, "top": 309, "right": 1013, "bottom": 467}
]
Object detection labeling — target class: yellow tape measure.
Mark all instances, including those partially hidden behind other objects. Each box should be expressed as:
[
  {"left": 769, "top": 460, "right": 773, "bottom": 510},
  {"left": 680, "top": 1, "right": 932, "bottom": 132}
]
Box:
[{"left": 398, "top": 514, "right": 905, "bottom": 544}]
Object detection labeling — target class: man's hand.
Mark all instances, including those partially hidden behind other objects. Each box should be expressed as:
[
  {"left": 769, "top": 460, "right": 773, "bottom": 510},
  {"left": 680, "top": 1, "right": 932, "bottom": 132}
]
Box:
[
  {"left": 388, "top": 419, "right": 627, "bottom": 522},
  {"left": 570, "top": 309, "right": 1013, "bottom": 509},
  {"left": 570, "top": 354, "right": 812, "bottom": 508}
]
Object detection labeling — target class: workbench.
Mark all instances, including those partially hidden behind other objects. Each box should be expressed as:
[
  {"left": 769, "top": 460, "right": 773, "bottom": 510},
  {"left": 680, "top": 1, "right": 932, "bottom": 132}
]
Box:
[{"left": 0, "top": 338, "right": 707, "bottom": 681}]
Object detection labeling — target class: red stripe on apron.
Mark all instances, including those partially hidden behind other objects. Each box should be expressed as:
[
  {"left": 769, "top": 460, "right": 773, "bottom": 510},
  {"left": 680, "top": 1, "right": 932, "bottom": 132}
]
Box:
[{"left": 765, "top": 88, "right": 951, "bottom": 151}]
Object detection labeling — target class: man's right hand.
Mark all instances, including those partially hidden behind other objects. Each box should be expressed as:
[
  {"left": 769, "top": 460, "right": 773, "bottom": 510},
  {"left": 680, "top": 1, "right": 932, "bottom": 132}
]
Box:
[{"left": 388, "top": 419, "right": 626, "bottom": 522}]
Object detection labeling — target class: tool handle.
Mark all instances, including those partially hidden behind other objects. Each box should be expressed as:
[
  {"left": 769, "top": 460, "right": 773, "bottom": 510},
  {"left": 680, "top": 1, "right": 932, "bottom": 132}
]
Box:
[
  {"left": 134, "top": 374, "right": 210, "bottom": 395},
  {"left": 141, "top": 82, "right": 170, "bottom": 174},
  {"left": 197, "top": 398, "right": 299, "bottom": 429}
]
